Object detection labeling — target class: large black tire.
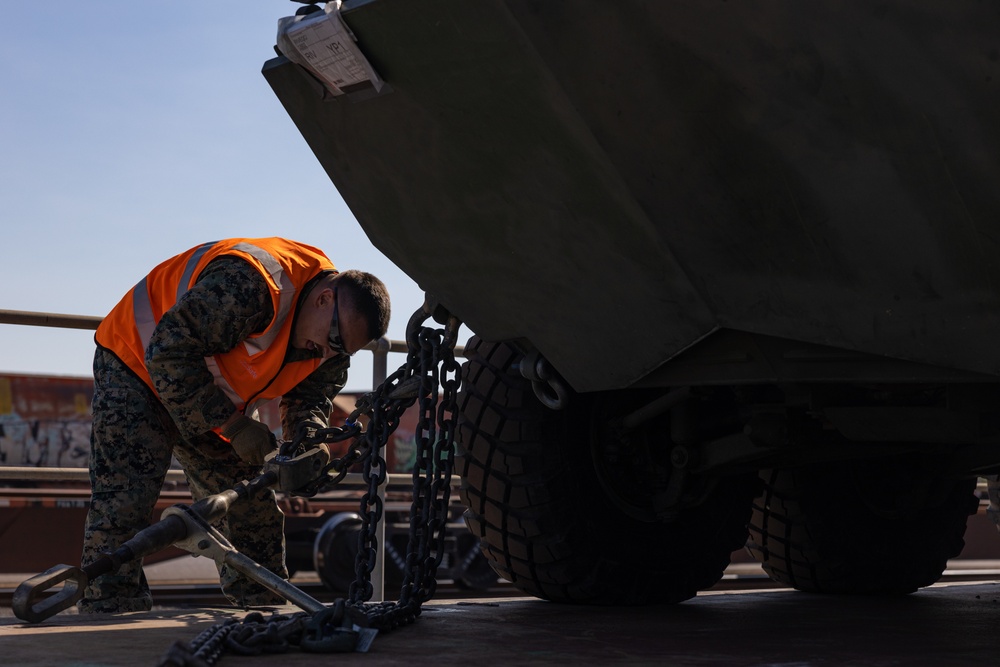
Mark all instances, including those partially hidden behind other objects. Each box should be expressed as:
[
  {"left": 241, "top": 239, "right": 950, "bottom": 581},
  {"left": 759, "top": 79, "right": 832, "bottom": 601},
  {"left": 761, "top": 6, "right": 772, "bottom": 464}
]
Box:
[
  {"left": 456, "top": 337, "right": 757, "bottom": 605},
  {"left": 747, "top": 461, "right": 979, "bottom": 594}
]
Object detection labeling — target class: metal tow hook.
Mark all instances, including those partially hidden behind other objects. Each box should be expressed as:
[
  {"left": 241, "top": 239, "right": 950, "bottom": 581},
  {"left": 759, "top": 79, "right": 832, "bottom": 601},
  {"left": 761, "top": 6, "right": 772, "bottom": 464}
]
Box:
[{"left": 516, "top": 349, "right": 570, "bottom": 410}]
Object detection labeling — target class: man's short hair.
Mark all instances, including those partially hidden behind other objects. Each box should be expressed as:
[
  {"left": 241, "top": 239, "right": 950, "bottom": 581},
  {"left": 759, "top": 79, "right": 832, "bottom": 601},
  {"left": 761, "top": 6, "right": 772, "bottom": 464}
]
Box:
[{"left": 336, "top": 269, "right": 391, "bottom": 342}]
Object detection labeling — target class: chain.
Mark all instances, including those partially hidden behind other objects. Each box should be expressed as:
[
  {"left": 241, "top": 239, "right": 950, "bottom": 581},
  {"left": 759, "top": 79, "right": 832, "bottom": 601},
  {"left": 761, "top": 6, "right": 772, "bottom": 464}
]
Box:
[
  {"left": 351, "top": 312, "right": 461, "bottom": 630},
  {"left": 158, "top": 612, "right": 309, "bottom": 666},
  {"left": 159, "top": 308, "right": 462, "bottom": 665},
  {"left": 275, "top": 308, "right": 462, "bottom": 626}
]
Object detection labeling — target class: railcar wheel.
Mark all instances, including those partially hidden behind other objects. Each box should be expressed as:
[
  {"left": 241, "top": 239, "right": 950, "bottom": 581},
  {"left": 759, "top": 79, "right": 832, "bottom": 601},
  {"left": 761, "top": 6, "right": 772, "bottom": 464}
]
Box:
[{"left": 313, "top": 512, "right": 364, "bottom": 595}]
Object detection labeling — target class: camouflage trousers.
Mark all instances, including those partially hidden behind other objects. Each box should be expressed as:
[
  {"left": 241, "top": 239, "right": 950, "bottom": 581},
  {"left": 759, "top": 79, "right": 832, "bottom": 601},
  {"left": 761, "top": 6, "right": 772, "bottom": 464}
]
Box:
[{"left": 78, "top": 348, "right": 287, "bottom": 613}]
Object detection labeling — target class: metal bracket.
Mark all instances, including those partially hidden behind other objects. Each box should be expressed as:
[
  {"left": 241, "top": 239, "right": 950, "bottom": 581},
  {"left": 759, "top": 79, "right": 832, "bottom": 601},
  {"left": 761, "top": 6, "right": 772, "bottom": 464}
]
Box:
[{"left": 263, "top": 446, "right": 332, "bottom": 495}]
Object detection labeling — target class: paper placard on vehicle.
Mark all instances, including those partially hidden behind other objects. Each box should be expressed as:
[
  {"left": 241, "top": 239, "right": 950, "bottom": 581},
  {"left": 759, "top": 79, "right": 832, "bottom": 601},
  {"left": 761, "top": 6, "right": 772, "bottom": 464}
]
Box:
[{"left": 277, "top": 2, "right": 383, "bottom": 97}]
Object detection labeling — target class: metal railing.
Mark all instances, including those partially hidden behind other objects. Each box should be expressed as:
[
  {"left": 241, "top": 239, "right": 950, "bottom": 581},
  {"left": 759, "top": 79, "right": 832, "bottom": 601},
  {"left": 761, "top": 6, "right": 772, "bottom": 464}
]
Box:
[{"left": 0, "top": 307, "right": 458, "bottom": 602}]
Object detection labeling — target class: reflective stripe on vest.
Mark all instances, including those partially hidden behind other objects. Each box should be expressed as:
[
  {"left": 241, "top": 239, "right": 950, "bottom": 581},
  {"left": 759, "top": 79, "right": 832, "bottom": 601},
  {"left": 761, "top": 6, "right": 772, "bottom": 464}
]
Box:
[
  {"left": 177, "top": 241, "right": 215, "bottom": 303},
  {"left": 230, "top": 242, "right": 295, "bottom": 354}
]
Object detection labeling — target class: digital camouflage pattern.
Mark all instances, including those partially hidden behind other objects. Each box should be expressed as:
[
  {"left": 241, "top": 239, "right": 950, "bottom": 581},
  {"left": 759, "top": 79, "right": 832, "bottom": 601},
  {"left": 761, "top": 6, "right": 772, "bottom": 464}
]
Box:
[{"left": 80, "top": 257, "right": 349, "bottom": 612}]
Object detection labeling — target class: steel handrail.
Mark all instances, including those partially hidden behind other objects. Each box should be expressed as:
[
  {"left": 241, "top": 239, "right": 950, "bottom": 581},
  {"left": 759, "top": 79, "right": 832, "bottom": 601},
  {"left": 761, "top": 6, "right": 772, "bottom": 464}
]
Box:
[
  {"left": 0, "top": 467, "right": 422, "bottom": 487},
  {"left": 0, "top": 309, "right": 463, "bottom": 356}
]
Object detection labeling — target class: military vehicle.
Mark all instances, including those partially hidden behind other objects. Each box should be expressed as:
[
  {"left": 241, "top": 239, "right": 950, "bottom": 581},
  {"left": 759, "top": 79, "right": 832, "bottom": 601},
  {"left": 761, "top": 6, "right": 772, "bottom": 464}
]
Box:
[{"left": 263, "top": 1, "right": 1000, "bottom": 604}]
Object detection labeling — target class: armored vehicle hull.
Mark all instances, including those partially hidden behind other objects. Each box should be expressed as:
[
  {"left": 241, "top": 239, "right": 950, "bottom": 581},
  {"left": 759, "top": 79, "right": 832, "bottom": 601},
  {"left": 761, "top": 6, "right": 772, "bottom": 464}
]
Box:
[{"left": 266, "top": 0, "right": 1000, "bottom": 603}]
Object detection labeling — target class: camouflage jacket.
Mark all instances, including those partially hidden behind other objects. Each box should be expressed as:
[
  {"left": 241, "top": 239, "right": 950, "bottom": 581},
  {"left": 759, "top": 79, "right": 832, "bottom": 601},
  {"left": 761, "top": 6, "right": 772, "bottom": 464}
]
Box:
[{"left": 144, "top": 257, "right": 349, "bottom": 441}]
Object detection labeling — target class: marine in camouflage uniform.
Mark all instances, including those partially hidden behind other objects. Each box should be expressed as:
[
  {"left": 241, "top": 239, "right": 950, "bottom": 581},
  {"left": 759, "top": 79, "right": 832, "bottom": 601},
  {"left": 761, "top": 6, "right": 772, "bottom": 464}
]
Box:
[{"left": 80, "top": 257, "right": 354, "bottom": 612}]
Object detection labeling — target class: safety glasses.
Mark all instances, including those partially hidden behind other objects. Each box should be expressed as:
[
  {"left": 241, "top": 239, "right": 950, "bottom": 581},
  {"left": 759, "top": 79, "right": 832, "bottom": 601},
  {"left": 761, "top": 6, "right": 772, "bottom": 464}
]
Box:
[{"left": 328, "top": 287, "right": 352, "bottom": 356}]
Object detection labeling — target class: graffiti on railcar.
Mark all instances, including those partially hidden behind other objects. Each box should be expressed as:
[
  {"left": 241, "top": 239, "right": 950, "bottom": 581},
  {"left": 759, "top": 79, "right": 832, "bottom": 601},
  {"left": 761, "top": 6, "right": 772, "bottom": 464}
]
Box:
[{"left": 0, "top": 374, "right": 93, "bottom": 468}]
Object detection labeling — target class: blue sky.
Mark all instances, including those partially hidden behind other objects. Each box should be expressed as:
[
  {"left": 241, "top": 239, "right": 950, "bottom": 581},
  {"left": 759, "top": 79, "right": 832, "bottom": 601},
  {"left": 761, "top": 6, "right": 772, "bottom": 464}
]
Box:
[{"left": 0, "top": 2, "right": 425, "bottom": 391}]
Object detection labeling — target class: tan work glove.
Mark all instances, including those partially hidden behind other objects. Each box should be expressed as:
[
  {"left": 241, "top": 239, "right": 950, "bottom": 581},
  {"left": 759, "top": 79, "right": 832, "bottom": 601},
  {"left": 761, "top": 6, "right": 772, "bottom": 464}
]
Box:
[{"left": 221, "top": 415, "right": 276, "bottom": 465}]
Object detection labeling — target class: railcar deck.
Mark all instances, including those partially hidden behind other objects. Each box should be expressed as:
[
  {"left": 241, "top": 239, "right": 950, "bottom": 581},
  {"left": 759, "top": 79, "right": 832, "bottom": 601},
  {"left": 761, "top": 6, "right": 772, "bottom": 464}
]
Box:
[{"left": 4, "top": 560, "right": 1000, "bottom": 666}]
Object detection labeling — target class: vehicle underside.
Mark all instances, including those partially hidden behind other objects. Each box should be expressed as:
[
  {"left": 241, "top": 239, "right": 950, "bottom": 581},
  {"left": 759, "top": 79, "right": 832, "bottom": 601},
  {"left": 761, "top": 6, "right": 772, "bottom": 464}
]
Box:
[
  {"left": 455, "top": 332, "right": 998, "bottom": 603},
  {"left": 264, "top": 0, "right": 1000, "bottom": 604}
]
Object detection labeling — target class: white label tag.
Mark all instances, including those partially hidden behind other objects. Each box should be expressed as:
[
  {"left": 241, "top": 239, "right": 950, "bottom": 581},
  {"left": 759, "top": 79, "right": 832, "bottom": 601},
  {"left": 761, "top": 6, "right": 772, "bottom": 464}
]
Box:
[{"left": 277, "top": 2, "right": 383, "bottom": 97}]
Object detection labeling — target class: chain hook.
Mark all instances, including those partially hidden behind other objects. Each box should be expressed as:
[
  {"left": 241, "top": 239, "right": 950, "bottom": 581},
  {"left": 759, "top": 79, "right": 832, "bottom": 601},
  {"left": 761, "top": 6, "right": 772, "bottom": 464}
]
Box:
[{"left": 516, "top": 350, "right": 570, "bottom": 410}]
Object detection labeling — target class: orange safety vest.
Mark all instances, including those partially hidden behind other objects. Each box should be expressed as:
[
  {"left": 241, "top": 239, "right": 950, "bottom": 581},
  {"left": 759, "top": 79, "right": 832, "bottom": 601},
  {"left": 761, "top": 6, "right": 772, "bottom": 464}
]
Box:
[{"left": 96, "top": 238, "right": 336, "bottom": 415}]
